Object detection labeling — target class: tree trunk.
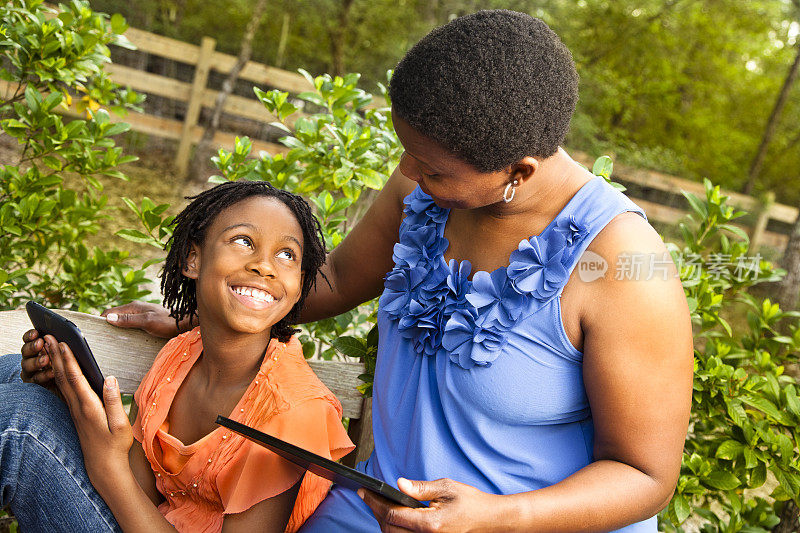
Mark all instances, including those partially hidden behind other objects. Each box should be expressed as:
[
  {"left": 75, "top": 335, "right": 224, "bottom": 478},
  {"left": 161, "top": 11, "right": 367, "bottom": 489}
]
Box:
[
  {"left": 328, "top": 0, "right": 354, "bottom": 76},
  {"left": 743, "top": 41, "right": 800, "bottom": 195},
  {"left": 772, "top": 501, "right": 799, "bottom": 533},
  {"left": 188, "top": 0, "right": 268, "bottom": 185},
  {"left": 275, "top": 13, "right": 290, "bottom": 69},
  {"left": 776, "top": 204, "right": 800, "bottom": 312}
]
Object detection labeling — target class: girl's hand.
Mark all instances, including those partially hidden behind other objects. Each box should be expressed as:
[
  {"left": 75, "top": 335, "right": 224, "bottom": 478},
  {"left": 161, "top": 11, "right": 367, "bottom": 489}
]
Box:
[
  {"left": 359, "top": 477, "right": 508, "bottom": 533},
  {"left": 20, "top": 329, "right": 55, "bottom": 388},
  {"left": 102, "top": 301, "right": 191, "bottom": 338},
  {"left": 46, "top": 335, "right": 134, "bottom": 489}
]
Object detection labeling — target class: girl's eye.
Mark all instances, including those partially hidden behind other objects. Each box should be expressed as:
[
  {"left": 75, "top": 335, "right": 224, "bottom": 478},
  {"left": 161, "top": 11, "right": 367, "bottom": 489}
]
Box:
[
  {"left": 232, "top": 236, "right": 253, "bottom": 248},
  {"left": 278, "top": 250, "right": 296, "bottom": 260}
]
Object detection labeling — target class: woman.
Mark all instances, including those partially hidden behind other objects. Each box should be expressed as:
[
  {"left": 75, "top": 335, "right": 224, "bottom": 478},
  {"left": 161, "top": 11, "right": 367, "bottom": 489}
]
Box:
[{"left": 60, "top": 10, "right": 692, "bottom": 532}]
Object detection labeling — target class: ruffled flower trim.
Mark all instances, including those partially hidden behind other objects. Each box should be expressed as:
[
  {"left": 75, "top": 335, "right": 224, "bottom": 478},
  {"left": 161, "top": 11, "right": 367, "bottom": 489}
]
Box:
[
  {"left": 384, "top": 187, "right": 591, "bottom": 369},
  {"left": 506, "top": 231, "right": 570, "bottom": 310},
  {"left": 401, "top": 190, "right": 448, "bottom": 230},
  {"left": 442, "top": 307, "right": 507, "bottom": 369},
  {"left": 554, "top": 214, "right": 590, "bottom": 246}
]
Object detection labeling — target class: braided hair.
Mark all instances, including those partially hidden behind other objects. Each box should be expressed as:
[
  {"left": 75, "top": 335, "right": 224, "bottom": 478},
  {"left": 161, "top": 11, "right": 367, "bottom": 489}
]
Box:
[{"left": 161, "top": 180, "right": 327, "bottom": 343}]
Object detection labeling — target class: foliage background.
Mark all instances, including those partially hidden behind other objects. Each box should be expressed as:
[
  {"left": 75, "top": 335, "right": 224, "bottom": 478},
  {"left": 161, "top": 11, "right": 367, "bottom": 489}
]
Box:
[{"left": 87, "top": 0, "right": 800, "bottom": 203}]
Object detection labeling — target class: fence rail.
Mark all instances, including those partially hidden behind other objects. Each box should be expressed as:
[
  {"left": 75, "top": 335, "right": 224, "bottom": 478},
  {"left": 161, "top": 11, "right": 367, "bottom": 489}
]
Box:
[{"left": 2, "top": 21, "right": 796, "bottom": 253}]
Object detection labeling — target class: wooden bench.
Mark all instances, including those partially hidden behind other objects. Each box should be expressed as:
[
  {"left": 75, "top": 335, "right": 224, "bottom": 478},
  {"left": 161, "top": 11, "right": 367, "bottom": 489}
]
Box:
[{"left": 0, "top": 309, "right": 374, "bottom": 467}]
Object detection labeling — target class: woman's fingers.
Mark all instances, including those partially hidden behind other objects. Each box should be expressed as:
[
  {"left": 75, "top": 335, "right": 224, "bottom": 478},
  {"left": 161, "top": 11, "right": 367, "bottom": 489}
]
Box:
[
  {"left": 359, "top": 489, "right": 421, "bottom": 532},
  {"left": 102, "top": 301, "right": 178, "bottom": 338}
]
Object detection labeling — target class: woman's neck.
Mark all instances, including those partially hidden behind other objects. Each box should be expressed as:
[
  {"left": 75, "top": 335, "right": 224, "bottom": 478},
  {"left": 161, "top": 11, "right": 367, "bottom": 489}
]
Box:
[
  {"left": 194, "top": 320, "right": 273, "bottom": 390},
  {"left": 478, "top": 148, "right": 593, "bottom": 221}
]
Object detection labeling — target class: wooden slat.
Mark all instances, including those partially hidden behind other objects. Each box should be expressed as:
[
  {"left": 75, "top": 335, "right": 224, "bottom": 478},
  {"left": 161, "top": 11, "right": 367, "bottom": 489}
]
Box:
[
  {"left": 0, "top": 310, "right": 365, "bottom": 418},
  {"left": 106, "top": 63, "right": 191, "bottom": 101},
  {"left": 105, "top": 65, "right": 297, "bottom": 127},
  {"left": 124, "top": 27, "right": 201, "bottom": 65},
  {"left": 343, "top": 397, "right": 374, "bottom": 467},
  {"left": 210, "top": 53, "right": 312, "bottom": 94},
  {"left": 201, "top": 90, "right": 280, "bottom": 124}
]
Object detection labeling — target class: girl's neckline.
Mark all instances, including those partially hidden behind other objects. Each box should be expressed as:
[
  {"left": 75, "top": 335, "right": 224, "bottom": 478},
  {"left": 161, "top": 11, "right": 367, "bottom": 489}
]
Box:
[
  {"left": 439, "top": 176, "right": 600, "bottom": 281},
  {"left": 158, "top": 335, "right": 283, "bottom": 451}
]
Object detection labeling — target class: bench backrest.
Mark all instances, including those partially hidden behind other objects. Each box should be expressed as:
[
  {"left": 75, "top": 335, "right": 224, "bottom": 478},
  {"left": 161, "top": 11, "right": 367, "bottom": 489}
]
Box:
[{"left": 0, "top": 309, "right": 373, "bottom": 466}]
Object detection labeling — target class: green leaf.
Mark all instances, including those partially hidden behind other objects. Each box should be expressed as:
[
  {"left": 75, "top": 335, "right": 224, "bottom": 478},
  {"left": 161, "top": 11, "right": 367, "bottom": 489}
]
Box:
[
  {"left": 357, "top": 168, "right": 385, "bottom": 190},
  {"left": 750, "top": 463, "right": 767, "bottom": 488},
  {"left": 110, "top": 13, "right": 128, "bottom": 34},
  {"left": 115, "top": 229, "right": 153, "bottom": 244},
  {"left": 25, "top": 86, "right": 41, "bottom": 114},
  {"left": 332, "top": 336, "right": 367, "bottom": 359},
  {"left": 741, "top": 394, "right": 789, "bottom": 423},
  {"left": 667, "top": 493, "right": 691, "bottom": 524},
  {"left": 682, "top": 191, "right": 708, "bottom": 218},
  {"left": 704, "top": 470, "right": 740, "bottom": 490},
  {"left": 718, "top": 224, "right": 750, "bottom": 243},
  {"left": 592, "top": 155, "right": 613, "bottom": 178},
  {"left": 715, "top": 439, "right": 743, "bottom": 460}
]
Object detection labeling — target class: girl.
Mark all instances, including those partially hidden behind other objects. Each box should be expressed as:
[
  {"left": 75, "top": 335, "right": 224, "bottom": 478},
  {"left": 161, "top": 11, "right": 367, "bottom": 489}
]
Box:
[{"left": 10, "top": 180, "right": 354, "bottom": 532}]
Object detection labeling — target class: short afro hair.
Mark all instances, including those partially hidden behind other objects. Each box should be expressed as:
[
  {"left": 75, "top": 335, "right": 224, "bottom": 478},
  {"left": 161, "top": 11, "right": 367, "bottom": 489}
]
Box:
[
  {"left": 389, "top": 10, "right": 578, "bottom": 172},
  {"left": 161, "top": 180, "right": 327, "bottom": 343}
]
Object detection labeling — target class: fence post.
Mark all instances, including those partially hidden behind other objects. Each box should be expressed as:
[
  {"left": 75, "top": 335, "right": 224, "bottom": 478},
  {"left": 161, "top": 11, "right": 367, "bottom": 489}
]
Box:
[
  {"left": 750, "top": 191, "right": 775, "bottom": 252},
  {"left": 175, "top": 36, "right": 216, "bottom": 178}
]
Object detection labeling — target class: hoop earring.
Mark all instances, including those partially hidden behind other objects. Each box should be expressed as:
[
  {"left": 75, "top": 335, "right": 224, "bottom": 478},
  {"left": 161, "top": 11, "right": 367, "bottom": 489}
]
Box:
[{"left": 503, "top": 180, "right": 518, "bottom": 203}]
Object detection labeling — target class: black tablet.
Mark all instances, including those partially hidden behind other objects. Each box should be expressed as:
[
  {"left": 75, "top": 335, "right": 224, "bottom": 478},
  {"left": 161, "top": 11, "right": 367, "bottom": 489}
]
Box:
[
  {"left": 26, "top": 301, "right": 105, "bottom": 398},
  {"left": 215, "top": 415, "right": 427, "bottom": 508}
]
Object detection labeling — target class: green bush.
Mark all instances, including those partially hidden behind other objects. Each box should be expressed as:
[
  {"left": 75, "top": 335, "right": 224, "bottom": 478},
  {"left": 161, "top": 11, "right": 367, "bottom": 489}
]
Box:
[
  {"left": 121, "top": 75, "right": 800, "bottom": 529},
  {"left": 0, "top": 0, "right": 149, "bottom": 312},
  {"left": 659, "top": 179, "right": 799, "bottom": 531}
]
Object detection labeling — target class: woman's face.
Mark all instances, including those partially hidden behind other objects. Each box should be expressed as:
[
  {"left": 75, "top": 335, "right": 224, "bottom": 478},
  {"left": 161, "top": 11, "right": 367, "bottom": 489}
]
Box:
[
  {"left": 183, "top": 196, "right": 304, "bottom": 335},
  {"left": 393, "top": 112, "right": 513, "bottom": 210}
]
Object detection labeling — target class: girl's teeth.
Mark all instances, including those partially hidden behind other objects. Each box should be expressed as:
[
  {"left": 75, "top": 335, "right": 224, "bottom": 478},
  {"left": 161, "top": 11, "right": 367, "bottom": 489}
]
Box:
[{"left": 234, "top": 286, "right": 273, "bottom": 302}]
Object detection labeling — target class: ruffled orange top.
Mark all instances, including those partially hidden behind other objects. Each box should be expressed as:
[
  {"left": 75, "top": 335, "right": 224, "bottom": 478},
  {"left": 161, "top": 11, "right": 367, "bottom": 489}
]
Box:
[{"left": 132, "top": 328, "right": 355, "bottom": 533}]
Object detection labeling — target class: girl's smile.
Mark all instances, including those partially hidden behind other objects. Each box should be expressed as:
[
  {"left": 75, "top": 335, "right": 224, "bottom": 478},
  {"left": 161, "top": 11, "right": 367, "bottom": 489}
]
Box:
[{"left": 183, "top": 196, "right": 305, "bottom": 337}]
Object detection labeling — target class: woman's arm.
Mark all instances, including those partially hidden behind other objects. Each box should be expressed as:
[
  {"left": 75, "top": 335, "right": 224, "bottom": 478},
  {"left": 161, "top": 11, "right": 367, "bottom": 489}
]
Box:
[
  {"left": 359, "top": 213, "right": 693, "bottom": 531},
  {"left": 45, "top": 336, "right": 302, "bottom": 533}
]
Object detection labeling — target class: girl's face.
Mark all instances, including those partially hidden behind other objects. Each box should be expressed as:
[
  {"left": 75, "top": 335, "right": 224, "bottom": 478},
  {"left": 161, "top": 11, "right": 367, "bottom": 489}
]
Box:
[
  {"left": 182, "top": 196, "right": 304, "bottom": 336},
  {"left": 393, "top": 112, "right": 514, "bottom": 210}
]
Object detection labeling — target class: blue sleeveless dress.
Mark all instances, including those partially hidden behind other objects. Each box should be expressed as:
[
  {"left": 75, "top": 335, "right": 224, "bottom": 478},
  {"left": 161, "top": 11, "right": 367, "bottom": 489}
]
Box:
[{"left": 301, "top": 176, "right": 657, "bottom": 531}]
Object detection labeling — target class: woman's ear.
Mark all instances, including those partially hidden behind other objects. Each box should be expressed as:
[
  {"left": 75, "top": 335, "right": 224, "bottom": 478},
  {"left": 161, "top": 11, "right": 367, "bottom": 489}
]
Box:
[
  {"left": 508, "top": 156, "right": 539, "bottom": 186},
  {"left": 182, "top": 244, "right": 201, "bottom": 279}
]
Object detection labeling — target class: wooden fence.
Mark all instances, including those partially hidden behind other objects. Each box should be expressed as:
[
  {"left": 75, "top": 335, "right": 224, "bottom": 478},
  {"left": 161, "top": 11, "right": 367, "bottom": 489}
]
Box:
[{"left": 1, "top": 23, "right": 796, "bottom": 253}]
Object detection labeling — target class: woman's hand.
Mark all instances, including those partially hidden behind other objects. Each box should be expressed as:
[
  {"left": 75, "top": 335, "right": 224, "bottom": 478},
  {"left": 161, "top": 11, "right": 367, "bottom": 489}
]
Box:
[
  {"left": 359, "top": 477, "right": 507, "bottom": 533},
  {"left": 20, "top": 329, "right": 56, "bottom": 388},
  {"left": 45, "top": 335, "right": 133, "bottom": 489},
  {"left": 102, "top": 301, "right": 188, "bottom": 338}
]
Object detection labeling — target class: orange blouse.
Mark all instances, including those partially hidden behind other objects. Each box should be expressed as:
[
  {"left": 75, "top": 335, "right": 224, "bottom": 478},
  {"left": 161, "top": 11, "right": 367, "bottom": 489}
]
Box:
[{"left": 132, "top": 328, "right": 355, "bottom": 533}]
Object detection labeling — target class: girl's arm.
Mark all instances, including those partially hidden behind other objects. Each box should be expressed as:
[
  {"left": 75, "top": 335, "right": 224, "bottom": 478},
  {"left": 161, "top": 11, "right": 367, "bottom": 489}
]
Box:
[
  {"left": 45, "top": 336, "right": 301, "bottom": 533},
  {"left": 359, "top": 213, "right": 694, "bottom": 531}
]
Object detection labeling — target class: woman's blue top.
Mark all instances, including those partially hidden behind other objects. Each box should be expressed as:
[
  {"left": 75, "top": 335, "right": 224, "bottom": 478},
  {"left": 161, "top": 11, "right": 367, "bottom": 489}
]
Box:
[{"left": 301, "top": 176, "right": 658, "bottom": 532}]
